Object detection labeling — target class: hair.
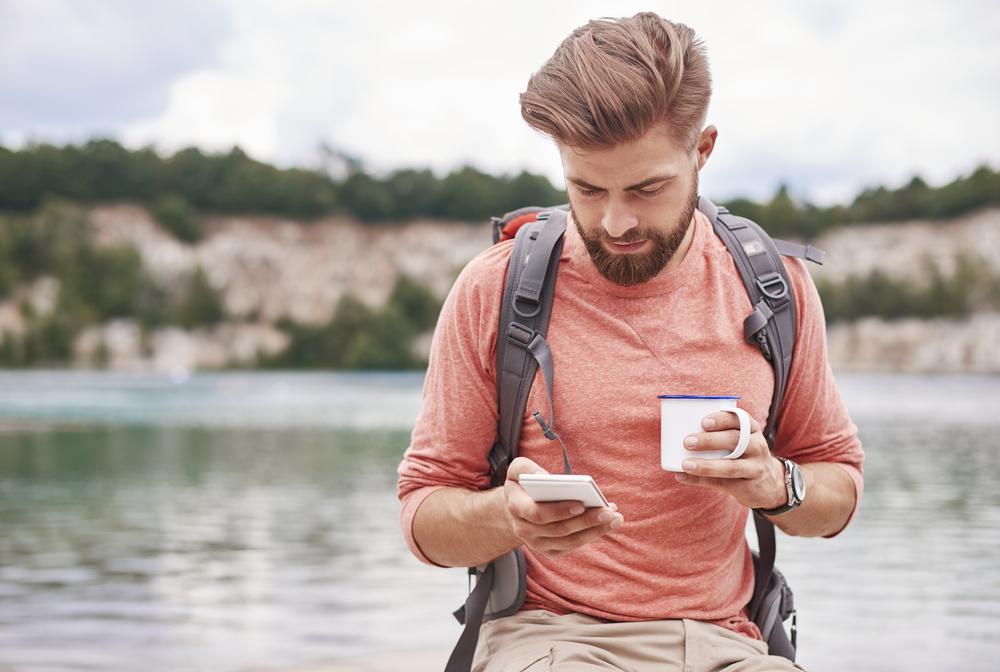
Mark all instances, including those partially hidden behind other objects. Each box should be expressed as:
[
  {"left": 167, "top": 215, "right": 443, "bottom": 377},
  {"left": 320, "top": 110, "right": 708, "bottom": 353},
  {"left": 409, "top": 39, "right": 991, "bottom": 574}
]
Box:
[{"left": 519, "top": 12, "right": 712, "bottom": 151}]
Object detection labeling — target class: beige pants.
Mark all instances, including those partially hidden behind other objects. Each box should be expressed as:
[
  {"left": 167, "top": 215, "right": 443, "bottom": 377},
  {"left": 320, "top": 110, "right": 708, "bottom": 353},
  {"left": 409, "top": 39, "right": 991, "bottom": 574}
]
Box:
[{"left": 471, "top": 609, "right": 808, "bottom": 672}]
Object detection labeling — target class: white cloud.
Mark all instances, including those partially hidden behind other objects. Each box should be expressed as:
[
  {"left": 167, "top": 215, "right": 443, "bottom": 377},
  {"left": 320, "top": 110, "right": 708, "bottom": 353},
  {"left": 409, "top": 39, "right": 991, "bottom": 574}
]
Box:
[
  {"left": 0, "top": 0, "right": 228, "bottom": 137},
  {"left": 3, "top": 0, "right": 999, "bottom": 205}
]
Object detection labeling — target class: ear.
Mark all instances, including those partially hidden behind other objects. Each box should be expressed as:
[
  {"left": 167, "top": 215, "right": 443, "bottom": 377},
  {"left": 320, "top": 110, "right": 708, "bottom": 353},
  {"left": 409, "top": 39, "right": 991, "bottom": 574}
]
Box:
[{"left": 695, "top": 125, "right": 718, "bottom": 171}]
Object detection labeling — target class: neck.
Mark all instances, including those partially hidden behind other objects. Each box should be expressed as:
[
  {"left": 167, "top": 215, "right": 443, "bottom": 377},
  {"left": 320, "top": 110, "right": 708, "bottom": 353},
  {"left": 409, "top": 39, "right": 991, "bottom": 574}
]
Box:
[{"left": 661, "top": 212, "right": 697, "bottom": 275}]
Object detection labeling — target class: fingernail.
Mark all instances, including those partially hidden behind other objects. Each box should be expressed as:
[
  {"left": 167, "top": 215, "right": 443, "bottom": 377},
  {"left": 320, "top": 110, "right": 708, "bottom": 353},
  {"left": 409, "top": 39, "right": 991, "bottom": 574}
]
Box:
[
  {"left": 684, "top": 435, "right": 698, "bottom": 447},
  {"left": 610, "top": 516, "right": 624, "bottom": 529},
  {"left": 598, "top": 510, "right": 614, "bottom": 523},
  {"left": 571, "top": 505, "right": 584, "bottom": 515},
  {"left": 682, "top": 460, "right": 697, "bottom": 472},
  {"left": 702, "top": 417, "right": 716, "bottom": 429}
]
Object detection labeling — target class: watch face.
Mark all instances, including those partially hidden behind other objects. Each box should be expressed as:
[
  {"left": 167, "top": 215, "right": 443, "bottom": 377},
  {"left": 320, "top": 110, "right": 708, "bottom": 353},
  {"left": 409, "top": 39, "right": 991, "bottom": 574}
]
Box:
[{"left": 791, "top": 464, "right": 806, "bottom": 502}]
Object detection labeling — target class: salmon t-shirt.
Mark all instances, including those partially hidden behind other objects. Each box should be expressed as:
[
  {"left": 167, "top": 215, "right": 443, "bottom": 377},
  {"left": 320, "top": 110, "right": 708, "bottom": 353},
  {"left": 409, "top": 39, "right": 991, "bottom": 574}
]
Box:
[{"left": 396, "top": 207, "right": 864, "bottom": 640}]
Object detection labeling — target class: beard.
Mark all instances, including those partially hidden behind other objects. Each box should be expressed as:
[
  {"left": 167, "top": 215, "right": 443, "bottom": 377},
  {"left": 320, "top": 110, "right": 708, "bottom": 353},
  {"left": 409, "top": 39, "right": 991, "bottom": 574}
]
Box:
[{"left": 572, "top": 171, "right": 699, "bottom": 287}]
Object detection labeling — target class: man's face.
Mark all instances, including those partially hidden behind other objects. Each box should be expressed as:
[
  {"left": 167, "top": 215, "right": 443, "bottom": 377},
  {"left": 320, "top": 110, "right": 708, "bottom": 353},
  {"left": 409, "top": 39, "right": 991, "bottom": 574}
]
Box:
[{"left": 558, "top": 124, "right": 708, "bottom": 287}]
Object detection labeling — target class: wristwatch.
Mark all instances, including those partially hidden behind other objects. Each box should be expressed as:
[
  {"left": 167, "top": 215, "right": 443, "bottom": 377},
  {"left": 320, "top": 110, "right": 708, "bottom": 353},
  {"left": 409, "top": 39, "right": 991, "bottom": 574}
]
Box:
[{"left": 758, "top": 457, "right": 806, "bottom": 516}]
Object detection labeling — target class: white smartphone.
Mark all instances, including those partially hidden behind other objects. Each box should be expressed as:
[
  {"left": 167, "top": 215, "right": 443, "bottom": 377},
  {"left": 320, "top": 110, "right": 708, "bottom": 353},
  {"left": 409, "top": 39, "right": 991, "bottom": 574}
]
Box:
[{"left": 517, "top": 473, "right": 610, "bottom": 509}]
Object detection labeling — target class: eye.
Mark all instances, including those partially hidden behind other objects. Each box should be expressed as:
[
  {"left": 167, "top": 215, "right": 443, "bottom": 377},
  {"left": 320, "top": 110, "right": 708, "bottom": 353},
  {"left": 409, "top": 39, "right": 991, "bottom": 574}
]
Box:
[
  {"left": 637, "top": 186, "right": 665, "bottom": 198},
  {"left": 578, "top": 187, "right": 604, "bottom": 198}
]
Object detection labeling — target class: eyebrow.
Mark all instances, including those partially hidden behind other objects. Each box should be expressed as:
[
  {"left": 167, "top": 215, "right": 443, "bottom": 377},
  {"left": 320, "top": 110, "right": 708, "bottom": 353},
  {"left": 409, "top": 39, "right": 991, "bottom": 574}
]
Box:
[{"left": 566, "top": 174, "right": 676, "bottom": 192}]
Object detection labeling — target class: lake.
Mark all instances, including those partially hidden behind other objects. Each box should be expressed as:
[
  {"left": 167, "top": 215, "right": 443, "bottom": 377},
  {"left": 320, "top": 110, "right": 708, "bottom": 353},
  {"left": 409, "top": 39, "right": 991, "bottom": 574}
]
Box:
[{"left": 0, "top": 371, "right": 998, "bottom": 671}]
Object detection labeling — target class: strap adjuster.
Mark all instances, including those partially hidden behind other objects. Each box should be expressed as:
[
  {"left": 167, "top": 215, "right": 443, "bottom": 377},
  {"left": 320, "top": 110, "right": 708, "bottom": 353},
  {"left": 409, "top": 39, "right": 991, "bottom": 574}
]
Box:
[
  {"left": 487, "top": 438, "right": 509, "bottom": 469},
  {"left": 506, "top": 322, "right": 534, "bottom": 346},
  {"left": 756, "top": 272, "right": 789, "bottom": 301}
]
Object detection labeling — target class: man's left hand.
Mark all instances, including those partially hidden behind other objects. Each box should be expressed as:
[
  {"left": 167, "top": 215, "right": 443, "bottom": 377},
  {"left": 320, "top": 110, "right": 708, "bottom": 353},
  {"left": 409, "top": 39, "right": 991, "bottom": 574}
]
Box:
[{"left": 674, "top": 410, "right": 787, "bottom": 510}]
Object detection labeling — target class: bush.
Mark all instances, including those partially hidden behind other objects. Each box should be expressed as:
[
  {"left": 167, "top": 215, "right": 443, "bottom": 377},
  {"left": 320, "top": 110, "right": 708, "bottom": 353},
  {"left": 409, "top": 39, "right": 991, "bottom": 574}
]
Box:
[
  {"left": 0, "top": 315, "right": 77, "bottom": 367},
  {"left": 263, "top": 274, "right": 444, "bottom": 370},
  {"left": 816, "top": 254, "right": 1000, "bottom": 324},
  {"left": 151, "top": 193, "right": 203, "bottom": 243},
  {"left": 172, "top": 267, "right": 225, "bottom": 328},
  {"left": 389, "top": 273, "right": 442, "bottom": 332}
]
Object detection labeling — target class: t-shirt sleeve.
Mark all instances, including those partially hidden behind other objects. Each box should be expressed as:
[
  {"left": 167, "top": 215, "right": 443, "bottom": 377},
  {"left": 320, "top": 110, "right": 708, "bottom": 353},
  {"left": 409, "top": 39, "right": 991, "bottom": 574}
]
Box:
[
  {"left": 772, "top": 257, "right": 865, "bottom": 538},
  {"left": 395, "top": 244, "right": 510, "bottom": 565}
]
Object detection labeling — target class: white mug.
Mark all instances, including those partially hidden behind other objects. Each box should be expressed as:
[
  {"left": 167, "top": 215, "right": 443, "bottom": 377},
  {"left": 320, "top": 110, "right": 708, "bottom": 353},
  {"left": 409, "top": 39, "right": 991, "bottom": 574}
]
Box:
[{"left": 659, "top": 395, "right": 751, "bottom": 472}]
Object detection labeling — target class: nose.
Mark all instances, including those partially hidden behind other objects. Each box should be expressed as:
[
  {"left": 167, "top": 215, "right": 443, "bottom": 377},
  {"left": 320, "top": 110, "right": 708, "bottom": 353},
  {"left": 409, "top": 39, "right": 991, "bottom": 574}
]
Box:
[{"left": 601, "top": 199, "right": 640, "bottom": 241}]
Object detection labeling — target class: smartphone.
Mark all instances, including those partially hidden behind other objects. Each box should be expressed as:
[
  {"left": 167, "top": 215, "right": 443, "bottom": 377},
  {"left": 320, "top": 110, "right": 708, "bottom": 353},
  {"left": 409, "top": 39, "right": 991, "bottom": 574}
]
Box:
[{"left": 517, "top": 473, "right": 610, "bottom": 509}]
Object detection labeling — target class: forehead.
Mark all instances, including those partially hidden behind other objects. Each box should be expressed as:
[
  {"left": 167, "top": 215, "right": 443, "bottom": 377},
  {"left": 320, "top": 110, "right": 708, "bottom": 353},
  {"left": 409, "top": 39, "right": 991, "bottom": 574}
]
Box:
[{"left": 558, "top": 124, "right": 691, "bottom": 186}]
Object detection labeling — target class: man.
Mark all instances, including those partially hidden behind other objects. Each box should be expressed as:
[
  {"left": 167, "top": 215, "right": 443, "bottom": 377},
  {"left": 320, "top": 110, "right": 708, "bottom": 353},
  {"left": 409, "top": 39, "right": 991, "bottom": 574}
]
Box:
[{"left": 397, "top": 12, "right": 863, "bottom": 672}]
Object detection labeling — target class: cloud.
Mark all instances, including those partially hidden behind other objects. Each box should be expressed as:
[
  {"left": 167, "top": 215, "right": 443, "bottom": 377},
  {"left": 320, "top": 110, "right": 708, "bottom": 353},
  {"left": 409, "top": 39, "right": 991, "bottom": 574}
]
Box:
[
  {"left": 0, "top": 0, "right": 229, "bottom": 141},
  {"left": 3, "top": 0, "right": 999, "bottom": 205}
]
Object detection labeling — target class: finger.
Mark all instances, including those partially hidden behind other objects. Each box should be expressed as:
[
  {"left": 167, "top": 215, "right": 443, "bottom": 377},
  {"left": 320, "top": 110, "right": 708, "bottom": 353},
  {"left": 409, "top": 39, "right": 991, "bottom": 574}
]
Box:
[
  {"left": 506, "top": 456, "right": 549, "bottom": 481},
  {"left": 503, "top": 472, "right": 580, "bottom": 524},
  {"left": 674, "top": 473, "right": 735, "bottom": 490},
  {"left": 534, "top": 506, "right": 622, "bottom": 539},
  {"left": 535, "top": 514, "right": 623, "bottom": 555},
  {"left": 701, "top": 411, "right": 761, "bottom": 434},
  {"left": 505, "top": 457, "right": 560, "bottom": 522},
  {"left": 681, "top": 455, "right": 760, "bottom": 480},
  {"left": 684, "top": 429, "right": 744, "bottom": 453},
  {"left": 511, "top": 494, "right": 586, "bottom": 525}
]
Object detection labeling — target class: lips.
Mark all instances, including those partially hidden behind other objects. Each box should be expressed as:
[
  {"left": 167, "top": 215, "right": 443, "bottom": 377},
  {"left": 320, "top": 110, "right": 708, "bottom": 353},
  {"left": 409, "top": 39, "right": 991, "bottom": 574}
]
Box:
[{"left": 607, "top": 239, "right": 649, "bottom": 253}]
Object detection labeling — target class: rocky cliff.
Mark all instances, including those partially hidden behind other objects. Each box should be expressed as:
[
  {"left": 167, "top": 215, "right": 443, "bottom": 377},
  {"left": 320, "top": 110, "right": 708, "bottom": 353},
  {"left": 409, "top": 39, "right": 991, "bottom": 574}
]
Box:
[{"left": 6, "top": 204, "right": 999, "bottom": 374}]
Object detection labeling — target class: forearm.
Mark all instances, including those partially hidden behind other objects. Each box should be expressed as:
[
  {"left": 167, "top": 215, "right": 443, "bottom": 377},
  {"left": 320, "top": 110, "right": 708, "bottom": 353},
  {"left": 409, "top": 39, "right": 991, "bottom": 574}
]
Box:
[
  {"left": 411, "top": 486, "right": 521, "bottom": 568},
  {"left": 765, "top": 461, "right": 858, "bottom": 537}
]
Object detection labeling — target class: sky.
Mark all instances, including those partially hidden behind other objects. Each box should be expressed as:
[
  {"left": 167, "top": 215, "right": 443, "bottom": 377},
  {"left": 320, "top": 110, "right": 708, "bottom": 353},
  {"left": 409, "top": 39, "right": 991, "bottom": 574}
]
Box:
[{"left": 2, "top": 0, "right": 999, "bottom": 205}]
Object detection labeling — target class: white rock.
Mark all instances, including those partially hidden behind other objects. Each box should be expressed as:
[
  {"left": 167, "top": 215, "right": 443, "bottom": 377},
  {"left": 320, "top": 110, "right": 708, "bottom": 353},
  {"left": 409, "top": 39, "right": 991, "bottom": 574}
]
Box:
[{"left": 827, "top": 313, "right": 1000, "bottom": 373}]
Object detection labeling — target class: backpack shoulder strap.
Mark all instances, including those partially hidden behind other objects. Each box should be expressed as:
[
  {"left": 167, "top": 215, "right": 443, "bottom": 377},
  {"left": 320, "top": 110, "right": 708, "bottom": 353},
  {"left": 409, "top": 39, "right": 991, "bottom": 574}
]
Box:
[
  {"left": 697, "top": 195, "right": 823, "bottom": 651},
  {"left": 445, "top": 207, "right": 567, "bottom": 672},
  {"left": 494, "top": 208, "right": 568, "bottom": 474},
  {"left": 698, "top": 195, "right": 798, "bottom": 443}
]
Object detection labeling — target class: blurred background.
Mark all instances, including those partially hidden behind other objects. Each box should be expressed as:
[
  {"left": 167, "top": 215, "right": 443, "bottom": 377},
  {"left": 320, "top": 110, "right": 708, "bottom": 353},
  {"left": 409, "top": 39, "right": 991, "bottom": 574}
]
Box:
[{"left": 1, "top": 1, "right": 998, "bottom": 670}]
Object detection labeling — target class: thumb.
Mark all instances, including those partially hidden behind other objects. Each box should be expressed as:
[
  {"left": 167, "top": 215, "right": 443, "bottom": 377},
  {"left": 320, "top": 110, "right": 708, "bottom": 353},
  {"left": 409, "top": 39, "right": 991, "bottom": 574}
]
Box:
[{"left": 506, "top": 457, "right": 548, "bottom": 482}]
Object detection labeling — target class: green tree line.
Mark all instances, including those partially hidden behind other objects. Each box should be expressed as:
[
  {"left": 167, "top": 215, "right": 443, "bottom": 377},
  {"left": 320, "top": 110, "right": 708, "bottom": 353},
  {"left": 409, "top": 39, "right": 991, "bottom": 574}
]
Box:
[
  {"left": 2, "top": 140, "right": 998, "bottom": 239},
  {"left": 0, "top": 140, "right": 566, "bottom": 229},
  {"left": 723, "top": 166, "right": 1000, "bottom": 239}
]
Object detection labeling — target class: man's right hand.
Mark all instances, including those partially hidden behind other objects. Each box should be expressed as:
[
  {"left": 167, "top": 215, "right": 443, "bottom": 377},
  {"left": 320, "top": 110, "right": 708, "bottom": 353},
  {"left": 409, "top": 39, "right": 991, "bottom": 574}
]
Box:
[{"left": 503, "top": 457, "right": 624, "bottom": 559}]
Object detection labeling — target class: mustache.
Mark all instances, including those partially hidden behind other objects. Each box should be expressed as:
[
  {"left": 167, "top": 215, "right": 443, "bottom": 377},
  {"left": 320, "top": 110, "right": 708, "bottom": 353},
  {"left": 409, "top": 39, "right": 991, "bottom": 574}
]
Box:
[{"left": 602, "top": 230, "right": 657, "bottom": 245}]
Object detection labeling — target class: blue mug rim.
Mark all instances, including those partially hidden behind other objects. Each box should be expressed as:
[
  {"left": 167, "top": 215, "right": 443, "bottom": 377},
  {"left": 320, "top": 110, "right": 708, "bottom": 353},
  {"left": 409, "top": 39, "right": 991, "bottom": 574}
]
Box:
[{"left": 657, "top": 394, "right": 741, "bottom": 400}]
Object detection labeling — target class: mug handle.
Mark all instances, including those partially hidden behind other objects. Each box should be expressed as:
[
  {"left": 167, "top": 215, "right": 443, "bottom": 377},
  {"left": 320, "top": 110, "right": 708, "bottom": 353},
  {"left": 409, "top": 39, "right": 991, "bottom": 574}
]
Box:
[{"left": 717, "top": 407, "right": 751, "bottom": 459}]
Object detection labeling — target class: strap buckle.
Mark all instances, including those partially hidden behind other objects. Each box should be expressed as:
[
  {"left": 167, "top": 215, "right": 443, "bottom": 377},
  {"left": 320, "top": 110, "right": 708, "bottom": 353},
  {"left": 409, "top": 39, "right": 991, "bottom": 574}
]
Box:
[
  {"left": 487, "top": 440, "right": 510, "bottom": 477},
  {"left": 506, "top": 322, "right": 535, "bottom": 347},
  {"left": 756, "top": 272, "right": 789, "bottom": 301}
]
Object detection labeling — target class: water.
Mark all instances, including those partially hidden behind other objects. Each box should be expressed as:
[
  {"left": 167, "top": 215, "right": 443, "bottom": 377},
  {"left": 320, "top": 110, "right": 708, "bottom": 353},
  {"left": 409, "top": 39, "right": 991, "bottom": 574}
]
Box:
[{"left": 0, "top": 371, "right": 998, "bottom": 671}]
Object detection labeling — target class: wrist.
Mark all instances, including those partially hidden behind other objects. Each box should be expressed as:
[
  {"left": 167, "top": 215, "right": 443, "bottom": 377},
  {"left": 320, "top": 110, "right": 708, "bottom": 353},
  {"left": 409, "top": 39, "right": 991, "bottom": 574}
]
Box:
[
  {"left": 766, "top": 456, "right": 787, "bottom": 509},
  {"left": 758, "top": 457, "right": 807, "bottom": 516},
  {"left": 494, "top": 486, "right": 519, "bottom": 543}
]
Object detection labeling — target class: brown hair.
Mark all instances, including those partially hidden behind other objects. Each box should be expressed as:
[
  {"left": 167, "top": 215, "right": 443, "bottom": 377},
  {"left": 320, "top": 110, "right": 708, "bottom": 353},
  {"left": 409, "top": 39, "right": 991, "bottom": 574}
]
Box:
[{"left": 520, "top": 12, "right": 712, "bottom": 151}]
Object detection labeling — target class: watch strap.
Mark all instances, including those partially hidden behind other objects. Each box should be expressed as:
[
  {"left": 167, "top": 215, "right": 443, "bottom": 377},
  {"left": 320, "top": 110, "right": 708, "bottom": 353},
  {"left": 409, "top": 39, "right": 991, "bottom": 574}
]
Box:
[{"left": 757, "top": 457, "right": 799, "bottom": 516}]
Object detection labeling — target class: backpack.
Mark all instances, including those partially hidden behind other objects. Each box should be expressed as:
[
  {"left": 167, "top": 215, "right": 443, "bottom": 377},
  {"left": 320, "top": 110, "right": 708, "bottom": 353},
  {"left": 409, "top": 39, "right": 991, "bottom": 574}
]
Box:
[{"left": 444, "top": 196, "right": 826, "bottom": 672}]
